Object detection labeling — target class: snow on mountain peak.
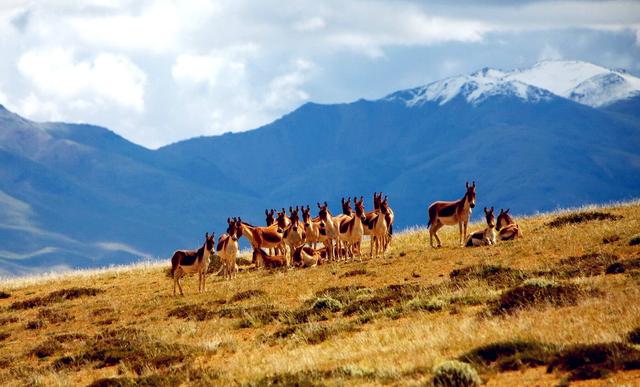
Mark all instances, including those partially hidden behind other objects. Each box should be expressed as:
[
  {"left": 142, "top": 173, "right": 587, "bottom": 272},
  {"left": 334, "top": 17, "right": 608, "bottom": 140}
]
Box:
[
  {"left": 386, "top": 60, "right": 640, "bottom": 108},
  {"left": 386, "top": 66, "right": 552, "bottom": 107}
]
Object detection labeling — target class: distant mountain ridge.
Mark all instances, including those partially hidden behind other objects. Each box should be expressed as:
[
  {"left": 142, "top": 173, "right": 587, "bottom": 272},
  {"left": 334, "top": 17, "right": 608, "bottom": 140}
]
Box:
[{"left": 1, "top": 60, "right": 639, "bottom": 276}]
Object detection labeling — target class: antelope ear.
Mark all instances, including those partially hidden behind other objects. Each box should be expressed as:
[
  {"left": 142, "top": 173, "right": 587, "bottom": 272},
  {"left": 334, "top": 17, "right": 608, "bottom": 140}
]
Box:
[
  {"left": 466, "top": 181, "right": 469, "bottom": 188},
  {"left": 227, "top": 217, "right": 231, "bottom": 224},
  {"left": 490, "top": 206, "right": 494, "bottom": 212},
  {"left": 484, "top": 207, "right": 488, "bottom": 213},
  {"left": 205, "top": 232, "right": 209, "bottom": 239},
  {"left": 317, "top": 202, "right": 321, "bottom": 209},
  {"left": 265, "top": 209, "right": 268, "bottom": 216},
  {"left": 472, "top": 181, "right": 476, "bottom": 187},
  {"left": 324, "top": 201, "right": 328, "bottom": 207},
  {"left": 506, "top": 208, "right": 510, "bottom": 213}
]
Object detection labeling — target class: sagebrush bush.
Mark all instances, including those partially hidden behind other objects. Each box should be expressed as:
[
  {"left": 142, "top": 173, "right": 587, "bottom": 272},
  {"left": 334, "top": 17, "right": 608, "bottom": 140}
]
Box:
[
  {"left": 432, "top": 360, "right": 481, "bottom": 387},
  {"left": 311, "top": 297, "right": 343, "bottom": 312}
]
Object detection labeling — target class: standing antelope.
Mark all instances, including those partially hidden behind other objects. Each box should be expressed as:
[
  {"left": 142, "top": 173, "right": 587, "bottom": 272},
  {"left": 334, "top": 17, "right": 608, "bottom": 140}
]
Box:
[
  {"left": 368, "top": 198, "right": 390, "bottom": 258},
  {"left": 496, "top": 208, "right": 523, "bottom": 241},
  {"left": 217, "top": 218, "right": 242, "bottom": 279},
  {"left": 465, "top": 207, "right": 497, "bottom": 247},
  {"left": 317, "top": 201, "right": 340, "bottom": 261},
  {"left": 170, "top": 232, "right": 215, "bottom": 296},
  {"left": 302, "top": 205, "right": 326, "bottom": 249},
  {"left": 337, "top": 196, "right": 367, "bottom": 261},
  {"left": 427, "top": 181, "right": 477, "bottom": 248},
  {"left": 283, "top": 206, "right": 305, "bottom": 262},
  {"left": 240, "top": 221, "right": 285, "bottom": 267}
]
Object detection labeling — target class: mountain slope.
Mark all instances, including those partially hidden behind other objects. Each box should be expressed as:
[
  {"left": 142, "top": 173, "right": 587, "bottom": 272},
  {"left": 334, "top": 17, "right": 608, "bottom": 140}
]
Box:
[{"left": 1, "top": 60, "right": 640, "bottom": 276}]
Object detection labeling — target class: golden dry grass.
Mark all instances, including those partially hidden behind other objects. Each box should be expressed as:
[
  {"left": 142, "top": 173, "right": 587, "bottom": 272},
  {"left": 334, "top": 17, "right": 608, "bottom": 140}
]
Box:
[{"left": 1, "top": 201, "right": 640, "bottom": 386}]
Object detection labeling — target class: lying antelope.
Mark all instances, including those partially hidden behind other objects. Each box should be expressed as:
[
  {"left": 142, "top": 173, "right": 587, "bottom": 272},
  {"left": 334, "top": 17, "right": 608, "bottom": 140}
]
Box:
[
  {"left": 465, "top": 207, "right": 497, "bottom": 247},
  {"left": 170, "top": 232, "right": 215, "bottom": 296},
  {"left": 337, "top": 196, "right": 366, "bottom": 261},
  {"left": 496, "top": 208, "right": 523, "bottom": 241},
  {"left": 240, "top": 221, "right": 284, "bottom": 267},
  {"left": 292, "top": 246, "right": 320, "bottom": 267},
  {"left": 252, "top": 248, "right": 287, "bottom": 268},
  {"left": 427, "top": 181, "right": 477, "bottom": 248},
  {"left": 217, "top": 218, "right": 242, "bottom": 279}
]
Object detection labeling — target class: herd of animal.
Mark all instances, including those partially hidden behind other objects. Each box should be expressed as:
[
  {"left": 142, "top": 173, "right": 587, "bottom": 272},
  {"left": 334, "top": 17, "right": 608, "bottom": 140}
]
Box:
[{"left": 170, "top": 183, "right": 522, "bottom": 296}]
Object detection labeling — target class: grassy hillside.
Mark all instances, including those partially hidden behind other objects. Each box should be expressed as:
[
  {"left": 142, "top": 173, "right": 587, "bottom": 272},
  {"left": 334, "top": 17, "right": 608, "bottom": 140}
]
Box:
[{"left": 1, "top": 202, "right": 640, "bottom": 386}]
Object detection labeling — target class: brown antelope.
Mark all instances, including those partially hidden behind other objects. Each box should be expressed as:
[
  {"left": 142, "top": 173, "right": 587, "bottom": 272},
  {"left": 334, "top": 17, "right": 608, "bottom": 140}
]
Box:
[
  {"left": 382, "top": 195, "right": 395, "bottom": 249},
  {"left": 465, "top": 207, "right": 497, "bottom": 247},
  {"left": 292, "top": 245, "right": 320, "bottom": 267},
  {"left": 217, "top": 218, "right": 242, "bottom": 279},
  {"left": 317, "top": 201, "right": 340, "bottom": 261},
  {"left": 265, "top": 209, "right": 276, "bottom": 226},
  {"left": 369, "top": 198, "right": 392, "bottom": 258},
  {"left": 337, "top": 196, "right": 367, "bottom": 261},
  {"left": 427, "top": 181, "right": 477, "bottom": 248},
  {"left": 334, "top": 197, "right": 353, "bottom": 224},
  {"left": 240, "top": 221, "right": 284, "bottom": 267},
  {"left": 496, "top": 208, "right": 523, "bottom": 241},
  {"left": 283, "top": 206, "right": 305, "bottom": 262},
  {"left": 252, "top": 248, "right": 287, "bottom": 268},
  {"left": 302, "top": 205, "right": 326, "bottom": 249},
  {"left": 170, "top": 232, "right": 215, "bottom": 296}
]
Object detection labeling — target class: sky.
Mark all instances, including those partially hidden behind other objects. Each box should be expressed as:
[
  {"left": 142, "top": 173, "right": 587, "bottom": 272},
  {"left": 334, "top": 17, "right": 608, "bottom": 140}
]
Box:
[{"left": 0, "top": 0, "right": 639, "bottom": 149}]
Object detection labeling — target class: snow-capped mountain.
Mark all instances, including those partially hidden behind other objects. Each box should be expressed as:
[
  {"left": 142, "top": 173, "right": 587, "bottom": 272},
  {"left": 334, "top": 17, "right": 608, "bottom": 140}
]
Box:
[
  {"left": 1, "top": 59, "right": 640, "bottom": 276},
  {"left": 387, "top": 60, "right": 640, "bottom": 108}
]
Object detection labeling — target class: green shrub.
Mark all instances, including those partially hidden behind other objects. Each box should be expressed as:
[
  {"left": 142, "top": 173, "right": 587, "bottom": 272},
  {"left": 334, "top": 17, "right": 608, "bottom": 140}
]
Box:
[{"left": 432, "top": 360, "right": 481, "bottom": 387}]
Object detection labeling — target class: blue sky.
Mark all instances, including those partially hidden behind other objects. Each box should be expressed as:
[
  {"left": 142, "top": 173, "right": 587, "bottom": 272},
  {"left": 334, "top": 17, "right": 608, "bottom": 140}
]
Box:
[{"left": 0, "top": 0, "right": 639, "bottom": 148}]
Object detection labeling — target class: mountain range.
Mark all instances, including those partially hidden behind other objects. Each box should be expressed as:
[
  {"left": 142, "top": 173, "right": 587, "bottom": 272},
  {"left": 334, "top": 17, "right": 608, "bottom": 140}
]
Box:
[{"left": 1, "top": 60, "right": 639, "bottom": 276}]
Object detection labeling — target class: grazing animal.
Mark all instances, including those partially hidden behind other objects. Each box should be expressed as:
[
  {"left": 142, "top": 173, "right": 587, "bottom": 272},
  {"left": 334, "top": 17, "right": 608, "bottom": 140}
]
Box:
[
  {"left": 337, "top": 196, "right": 367, "bottom": 261},
  {"left": 252, "top": 248, "right": 287, "bottom": 268},
  {"left": 427, "top": 181, "right": 477, "bottom": 248},
  {"left": 240, "top": 222, "right": 284, "bottom": 267},
  {"left": 292, "top": 246, "right": 320, "bottom": 267},
  {"left": 170, "top": 232, "right": 215, "bottom": 296},
  {"left": 496, "top": 208, "right": 523, "bottom": 240},
  {"left": 317, "top": 201, "right": 340, "bottom": 261},
  {"left": 217, "top": 218, "right": 242, "bottom": 280},
  {"left": 465, "top": 207, "right": 497, "bottom": 247}
]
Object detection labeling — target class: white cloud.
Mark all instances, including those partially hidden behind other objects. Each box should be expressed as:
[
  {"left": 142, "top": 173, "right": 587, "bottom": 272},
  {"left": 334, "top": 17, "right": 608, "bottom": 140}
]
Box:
[
  {"left": 0, "top": 0, "right": 638, "bottom": 147},
  {"left": 538, "top": 45, "right": 564, "bottom": 61},
  {"left": 18, "top": 47, "right": 146, "bottom": 112},
  {"left": 67, "top": 0, "right": 219, "bottom": 54},
  {"left": 293, "top": 16, "right": 326, "bottom": 32}
]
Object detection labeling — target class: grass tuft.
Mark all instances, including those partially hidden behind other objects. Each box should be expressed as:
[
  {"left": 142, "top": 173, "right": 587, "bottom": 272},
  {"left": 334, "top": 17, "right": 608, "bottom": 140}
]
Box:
[
  {"left": 460, "top": 340, "right": 557, "bottom": 372},
  {"left": 167, "top": 304, "right": 216, "bottom": 321},
  {"left": 490, "top": 279, "right": 581, "bottom": 315},
  {"left": 546, "top": 211, "right": 622, "bottom": 228},
  {"left": 629, "top": 234, "right": 640, "bottom": 246},
  {"left": 432, "top": 360, "right": 481, "bottom": 387},
  {"left": 547, "top": 342, "right": 640, "bottom": 381},
  {"left": 310, "top": 297, "right": 343, "bottom": 313},
  {"left": 9, "top": 287, "right": 103, "bottom": 310},
  {"left": 340, "top": 269, "right": 369, "bottom": 278},
  {"left": 450, "top": 265, "right": 527, "bottom": 288},
  {"left": 229, "top": 289, "right": 267, "bottom": 302},
  {"left": 0, "top": 291, "right": 10, "bottom": 299},
  {"left": 627, "top": 327, "right": 640, "bottom": 345},
  {"left": 52, "top": 328, "right": 196, "bottom": 375}
]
